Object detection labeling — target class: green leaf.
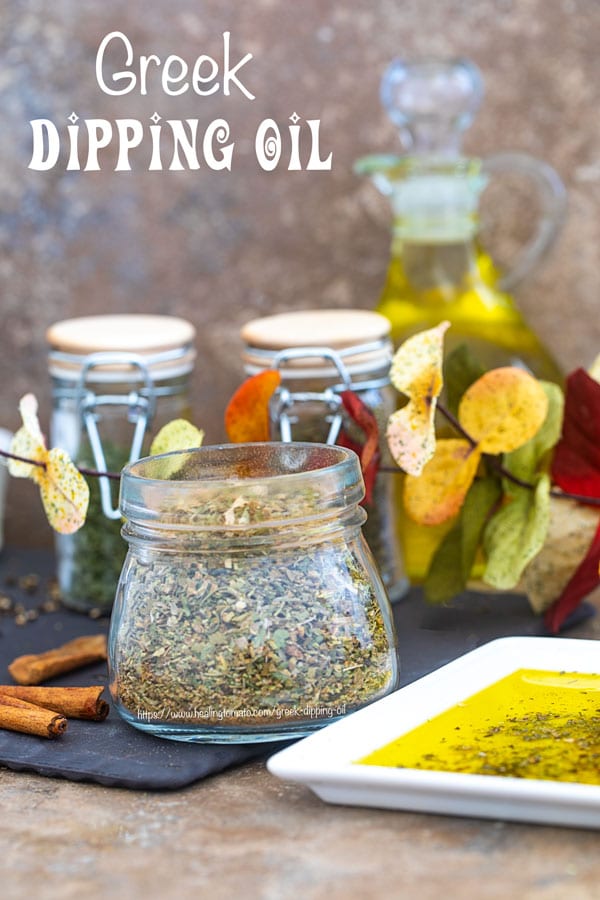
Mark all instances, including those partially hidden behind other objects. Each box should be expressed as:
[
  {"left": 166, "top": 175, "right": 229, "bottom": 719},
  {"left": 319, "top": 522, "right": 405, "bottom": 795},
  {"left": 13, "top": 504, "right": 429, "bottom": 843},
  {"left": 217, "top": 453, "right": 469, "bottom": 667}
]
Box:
[
  {"left": 503, "top": 382, "right": 564, "bottom": 485},
  {"left": 461, "top": 476, "right": 502, "bottom": 574},
  {"left": 424, "top": 475, "right": 501, "bottom": 604},
  {"left": 423, "top": 525, "right": 464, "bottom": 605},
  {"left": 443, "top": 344, "right": 485, "bottom": 418},
  {"left": 483, "top": 474, "right": 551, "bottom": 590}
]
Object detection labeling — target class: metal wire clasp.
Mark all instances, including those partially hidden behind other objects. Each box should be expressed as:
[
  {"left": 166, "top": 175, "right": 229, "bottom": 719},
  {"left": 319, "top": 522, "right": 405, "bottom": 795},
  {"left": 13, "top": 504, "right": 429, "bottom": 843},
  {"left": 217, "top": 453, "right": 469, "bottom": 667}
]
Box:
[
  {"left": 270, "top": 347, "right": 353, "bottom": 445},
  {"left": 76, "top": 353, "right": 157, "bottom": 520}
]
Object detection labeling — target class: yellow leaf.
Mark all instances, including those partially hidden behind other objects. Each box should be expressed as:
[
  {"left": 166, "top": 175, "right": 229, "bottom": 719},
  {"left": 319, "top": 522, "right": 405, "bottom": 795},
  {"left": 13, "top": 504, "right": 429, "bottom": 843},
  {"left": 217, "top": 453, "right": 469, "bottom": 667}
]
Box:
[
  {"left": 150, "top": 419, "right": 204, "bottom": 457},
  {"left": 8, "top": 394, "right": 89, "bottom": 534},
  {"left": 148, "top": 419, "right": 205, "bottom": 480},
  {"left": 8, "top": 394, "right": 46, "bottom": 479},
  {"left": 39, "top": 448, "right": 89, "bottom": 534},
  {"left": 387, "top": 401, "right": 436, "bottom": 479},
  {"left": 458, "top": 367, "right": 549, "bottom": 455},
  {"left": 589, "top": 353, "right": 600, "bottom": 383},
  {"left": 403, "top": 439, "right": 481, "bottom": 526},
  {"left": 387, "top": 321, "right": 450, "bottom": 475}
]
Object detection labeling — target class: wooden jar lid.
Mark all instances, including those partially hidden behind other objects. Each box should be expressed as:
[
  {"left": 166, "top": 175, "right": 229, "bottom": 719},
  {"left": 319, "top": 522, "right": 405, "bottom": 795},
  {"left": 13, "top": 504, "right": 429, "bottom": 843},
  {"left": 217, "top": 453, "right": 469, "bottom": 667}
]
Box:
[
  {"left": 241, "top": 309, "right": 390, "bottom": 350},
  {"left": 47, "top": 315, "right": 196, "bottom": 381},
  {"left": 241, "top": 310, "right": 392, "bottom": 378},
  {"left": 47, "top": 315, "right": 196, "bottom": 354}
]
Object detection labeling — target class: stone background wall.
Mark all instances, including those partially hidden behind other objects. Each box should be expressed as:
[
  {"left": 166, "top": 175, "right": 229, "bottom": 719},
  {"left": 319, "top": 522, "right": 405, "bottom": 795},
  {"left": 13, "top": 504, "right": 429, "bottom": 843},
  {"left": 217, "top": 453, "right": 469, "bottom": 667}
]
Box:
[{"left": 2, "top": 0, "right": 600, "bottom": 546}]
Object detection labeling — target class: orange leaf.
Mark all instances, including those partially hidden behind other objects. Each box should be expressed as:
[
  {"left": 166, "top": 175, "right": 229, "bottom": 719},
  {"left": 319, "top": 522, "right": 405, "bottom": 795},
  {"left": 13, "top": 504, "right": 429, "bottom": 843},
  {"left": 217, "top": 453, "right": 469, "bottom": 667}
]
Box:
[
  {"left": 403, "top": 439, "right": 481, "bottom": 526},
  {"left": 225, "top": 371, "right": 281, "bottom": 442}
]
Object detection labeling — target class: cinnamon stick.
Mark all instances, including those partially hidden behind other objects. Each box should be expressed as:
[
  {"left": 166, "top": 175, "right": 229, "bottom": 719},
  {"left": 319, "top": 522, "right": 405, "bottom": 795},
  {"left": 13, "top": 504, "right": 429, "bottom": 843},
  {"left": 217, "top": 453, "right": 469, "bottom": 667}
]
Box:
[
  {"left": 0, "top": 693, "right": 67, "bottom": 738},
  {"left": 8, "top": 635, "right": 108, "bottom": 685},
  {"left": 0, "top": 685, "right": 109, "bottom": 720}
]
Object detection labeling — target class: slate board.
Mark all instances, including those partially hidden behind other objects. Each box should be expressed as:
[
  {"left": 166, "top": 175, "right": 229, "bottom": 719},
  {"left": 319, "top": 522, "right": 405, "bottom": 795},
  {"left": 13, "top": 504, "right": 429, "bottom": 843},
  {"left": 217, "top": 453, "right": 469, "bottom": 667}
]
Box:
[
  {"left": 0, "top": 549, "right": 285, "bottom": 790},
  {"left": 0, "top": 548, "right": 593, "bottom": 791}
]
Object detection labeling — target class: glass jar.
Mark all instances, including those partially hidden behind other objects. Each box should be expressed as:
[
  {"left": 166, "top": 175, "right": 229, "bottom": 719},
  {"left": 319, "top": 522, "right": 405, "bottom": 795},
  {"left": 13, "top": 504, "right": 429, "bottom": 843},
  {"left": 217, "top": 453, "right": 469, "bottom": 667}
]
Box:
[
  {"left": 241, "top": 309, "right": 407, "bottom": 600},
  {"left": 108, "top": 442, "right": 399, "bottom": 743},
  {"left": 46, "top": 314, "right": 196, "bottom": 613}
]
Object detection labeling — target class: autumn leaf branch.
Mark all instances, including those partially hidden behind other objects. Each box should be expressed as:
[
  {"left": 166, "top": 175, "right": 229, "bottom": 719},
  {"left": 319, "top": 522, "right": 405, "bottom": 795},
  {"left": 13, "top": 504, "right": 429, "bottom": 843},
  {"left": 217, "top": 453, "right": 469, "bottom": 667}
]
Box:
[
  {"left": 0, "top": 446, "right": 121, "bottom": 481},
  {"left": 382, "top": 399, "right": 600, "bottom": 508}
]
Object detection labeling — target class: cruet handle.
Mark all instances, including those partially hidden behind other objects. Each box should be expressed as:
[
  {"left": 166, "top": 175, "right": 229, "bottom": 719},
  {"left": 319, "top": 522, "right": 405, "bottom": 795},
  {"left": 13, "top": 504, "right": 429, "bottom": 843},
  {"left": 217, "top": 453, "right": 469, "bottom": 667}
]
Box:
[{"left": 482, "top": 152, "right": 567, "bottom": 292}]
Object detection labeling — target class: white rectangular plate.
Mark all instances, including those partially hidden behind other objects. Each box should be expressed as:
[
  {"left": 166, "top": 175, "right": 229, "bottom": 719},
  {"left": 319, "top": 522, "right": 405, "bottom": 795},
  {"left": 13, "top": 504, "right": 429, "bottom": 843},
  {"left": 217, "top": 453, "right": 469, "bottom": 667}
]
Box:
[{"left": 267, "top": 637, "right": 600, "bottom": 829}]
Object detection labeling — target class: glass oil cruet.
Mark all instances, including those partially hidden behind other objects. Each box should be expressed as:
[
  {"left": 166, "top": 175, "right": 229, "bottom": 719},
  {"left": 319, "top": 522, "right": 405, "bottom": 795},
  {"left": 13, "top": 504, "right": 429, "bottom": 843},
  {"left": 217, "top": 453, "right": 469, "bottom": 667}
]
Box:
[
  {"left": 355, "top": 58, "right": 566, "bottom": 380},
  {"left": 355, "top": 59, "right": 567, "bottom": 584}
]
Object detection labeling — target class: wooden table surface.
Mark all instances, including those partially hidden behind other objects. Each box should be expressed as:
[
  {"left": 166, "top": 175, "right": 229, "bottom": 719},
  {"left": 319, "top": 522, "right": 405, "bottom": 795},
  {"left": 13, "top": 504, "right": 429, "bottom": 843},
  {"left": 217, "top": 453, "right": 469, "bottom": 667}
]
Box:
[
  {"left": 2, "top": 550, "right": 600, "bottom": 900},
  {"left": 3, "top": 751, "right": 600, "bottom": 900}
]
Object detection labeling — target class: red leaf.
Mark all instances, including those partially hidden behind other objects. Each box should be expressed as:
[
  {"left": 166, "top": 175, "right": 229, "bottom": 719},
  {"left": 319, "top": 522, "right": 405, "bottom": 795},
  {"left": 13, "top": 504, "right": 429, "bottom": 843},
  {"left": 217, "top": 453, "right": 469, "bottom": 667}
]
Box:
[
  {"left": 551, "top": 369, "right": 600, "bottom": 497},
  {"left": 544, "top": 518, "right": 600, "bottom": 634},
  {"left": 338, "top": 431, "right": 380, "bottom": 504},
  {"left": 338, "top": 391, "right": 380, "bottom": 504}
]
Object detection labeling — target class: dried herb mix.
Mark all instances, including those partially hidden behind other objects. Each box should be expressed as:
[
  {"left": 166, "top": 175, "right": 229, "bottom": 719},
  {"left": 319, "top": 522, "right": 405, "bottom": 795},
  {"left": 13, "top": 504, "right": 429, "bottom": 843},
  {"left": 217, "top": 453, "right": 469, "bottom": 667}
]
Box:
[
  {"left": 110, "top": 448, "right": 398, "bottom": 735},
  {"left": 113, "top": 543, "right": 395, "bottom": 729},
  {"left": 266, "top": 386, "right": 404, "bottom": 598}
]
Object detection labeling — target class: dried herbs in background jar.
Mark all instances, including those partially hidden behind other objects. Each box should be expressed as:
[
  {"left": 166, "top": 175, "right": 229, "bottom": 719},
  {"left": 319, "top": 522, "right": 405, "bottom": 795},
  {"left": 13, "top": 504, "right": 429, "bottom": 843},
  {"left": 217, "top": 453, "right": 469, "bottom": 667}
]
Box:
[
  {"left": 239, "top": 309, "right": 408, "bottom": 601},
  {"left": 47, "top": 315, "right": 196, "bottom": 613},
  {"left": 58, "top": 441, "right": 128, "bottom": 613}
]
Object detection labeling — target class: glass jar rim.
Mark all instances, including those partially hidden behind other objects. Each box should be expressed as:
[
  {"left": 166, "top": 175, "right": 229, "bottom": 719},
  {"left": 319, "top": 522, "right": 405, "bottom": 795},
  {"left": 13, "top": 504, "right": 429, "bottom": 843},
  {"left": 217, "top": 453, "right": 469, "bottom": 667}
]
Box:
[{"left": 120, "top": 442, "right": 364, "bottom": 532}]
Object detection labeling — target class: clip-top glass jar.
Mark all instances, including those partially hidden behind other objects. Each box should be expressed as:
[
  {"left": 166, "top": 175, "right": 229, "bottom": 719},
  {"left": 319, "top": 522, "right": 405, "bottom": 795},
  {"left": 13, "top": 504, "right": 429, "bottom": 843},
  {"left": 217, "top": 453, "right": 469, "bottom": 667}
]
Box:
[
  {"left": 108, "top": 443, "right": 399, "bottom": 743},
  {"left": 46, "top": 314, "right": 196, "bottom": 613},
  {"left": 240, "top": 309, "right": 406, "bottom": 600}
]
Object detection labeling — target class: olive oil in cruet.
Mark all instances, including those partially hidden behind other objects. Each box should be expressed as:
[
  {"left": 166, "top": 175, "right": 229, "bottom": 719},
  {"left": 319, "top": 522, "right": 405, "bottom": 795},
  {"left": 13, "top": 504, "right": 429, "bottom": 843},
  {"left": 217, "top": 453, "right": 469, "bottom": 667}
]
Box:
[{"left": 356, "top": 59, "right": 567, "bottom": 581}]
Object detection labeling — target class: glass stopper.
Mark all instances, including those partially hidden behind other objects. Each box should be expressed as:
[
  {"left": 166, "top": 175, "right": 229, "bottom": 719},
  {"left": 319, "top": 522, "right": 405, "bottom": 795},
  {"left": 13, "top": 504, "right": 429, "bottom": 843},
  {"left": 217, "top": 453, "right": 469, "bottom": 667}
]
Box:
[{"left": 380, "top": 58, "right": 484, "bottom": 156}]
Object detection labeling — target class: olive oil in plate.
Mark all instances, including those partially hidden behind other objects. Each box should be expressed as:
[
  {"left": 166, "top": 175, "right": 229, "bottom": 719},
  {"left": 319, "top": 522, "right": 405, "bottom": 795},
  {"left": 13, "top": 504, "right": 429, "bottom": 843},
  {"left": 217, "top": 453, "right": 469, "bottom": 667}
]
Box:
[{"left": 358, "top": 669, "right": 600, "bottom": 785}]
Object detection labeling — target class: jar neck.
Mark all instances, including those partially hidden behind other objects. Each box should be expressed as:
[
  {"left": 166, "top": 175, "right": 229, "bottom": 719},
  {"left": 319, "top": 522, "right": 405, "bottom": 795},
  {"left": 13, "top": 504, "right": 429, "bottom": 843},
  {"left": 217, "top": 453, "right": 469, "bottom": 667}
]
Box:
[
  {"left": 119, "top": 444, "right": 366, "bottom": 547},
  {"left": 51, "top": 372, "right": 191, "bottom": 402},
  {"left": 48, "top": 344, "right": 196, "bottom": 386},
  {"left": 261, "top": 369, "right": 391, "bottom": 396},
  {"left": 243, "top": 338, "right": 392, "bottom": 390},
  {"left": 391, "top": 221, "right": 479, "bottom": 251},
  {"left": 389, "top": 231, "right": 481, "bottom": 293},
  {"left": 122, "top": 504, "right": 367, "bottom": 553}
]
